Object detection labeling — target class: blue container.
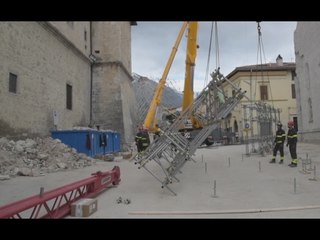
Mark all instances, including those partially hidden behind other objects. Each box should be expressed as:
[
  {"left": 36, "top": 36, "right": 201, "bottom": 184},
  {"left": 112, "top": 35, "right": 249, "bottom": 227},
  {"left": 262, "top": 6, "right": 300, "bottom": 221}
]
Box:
[
  {"left": 98, "top": 131, "right": 113, "bottom": 154},
  {"left": 113, "top": 132, "right": 121, "bottom": 152},
  {"left": 51, "top": 130, "right": 102, "bottom": 157},
  {"left": 106, "top": 131, "right": 114, "bottom": 153}
]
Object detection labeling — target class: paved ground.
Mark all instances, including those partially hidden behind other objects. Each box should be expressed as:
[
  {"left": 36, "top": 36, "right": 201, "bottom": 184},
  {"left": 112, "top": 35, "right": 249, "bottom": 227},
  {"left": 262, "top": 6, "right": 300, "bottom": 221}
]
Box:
[{"left": 1, "top": 142, "right": 320, "bottom": 218}]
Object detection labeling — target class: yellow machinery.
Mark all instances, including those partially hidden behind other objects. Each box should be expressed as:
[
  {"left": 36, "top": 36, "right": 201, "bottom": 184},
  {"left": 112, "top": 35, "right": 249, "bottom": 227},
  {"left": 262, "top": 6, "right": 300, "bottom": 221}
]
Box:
[
  {"left": 143, "top": 22, "right": 203, "bottom": 132},
  {"left": 182, "top": 22, "right": 197, "bottom": 111},
  {"left": 134, "top": 22, "right": 247, "bottom": 194},
  {"left": 143, "top": 22, "right": 188, "bottom": 132},
  {"left": 181, "top": 21, "right": 203, "bottom": 129}
]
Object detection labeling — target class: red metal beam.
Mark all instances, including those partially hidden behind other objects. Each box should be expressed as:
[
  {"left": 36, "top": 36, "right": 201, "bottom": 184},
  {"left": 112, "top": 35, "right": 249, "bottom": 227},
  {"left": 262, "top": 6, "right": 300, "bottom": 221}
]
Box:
[{"left": 0, "top": 166, "right": 120, "bottom": 218}]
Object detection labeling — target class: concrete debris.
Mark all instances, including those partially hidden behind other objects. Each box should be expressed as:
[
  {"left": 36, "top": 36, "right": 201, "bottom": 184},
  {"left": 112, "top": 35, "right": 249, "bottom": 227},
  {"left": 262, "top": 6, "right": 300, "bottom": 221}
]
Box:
[
  {"left": 104, "top": 154, "right": 115, "bottom": 161},
  {"left": 0, "top": 174, "right": 10, "bottom": 180},
  {"left": 56, "top": 162, "right": 67, "bottom": 169},
  {"left": 94, "top": 154, "right": 115, "bottom": 161},
  {"left": 17, "top": 167, "right": 32, "bottom": 176},
  {"left": 0, "top": 137, "right": 96, "bottom": 178},
  {"left": 116, "top": 196, "right": 131, "bottom": 204},
  {"left": 122, "top": 152, "right": 132, "bottom": 160},
  {"left": 116, "top": 197, "right": 122, "bottom": 204}
]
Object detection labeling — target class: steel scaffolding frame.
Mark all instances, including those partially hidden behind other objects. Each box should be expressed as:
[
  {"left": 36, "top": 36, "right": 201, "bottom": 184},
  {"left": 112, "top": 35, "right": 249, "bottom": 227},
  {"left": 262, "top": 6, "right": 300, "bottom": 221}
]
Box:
[
  {"left": 243, "top": 102, "right": 281, "bottom": 156},
  {"left": 134, "top": 70, "right": 246, "bottom": 195}
]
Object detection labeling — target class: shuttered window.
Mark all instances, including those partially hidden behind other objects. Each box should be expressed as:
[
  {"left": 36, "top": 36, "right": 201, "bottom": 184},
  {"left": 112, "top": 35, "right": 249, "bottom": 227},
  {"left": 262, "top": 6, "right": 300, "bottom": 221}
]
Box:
[
  {"left": 260, "top": 85, "right": 268, "bottom": 100},
  {"left": 291, "top": 84, "right": 296, "bottom": 99},
  {"left": 9, "top": 73, "right": 17, "bottom": 93},
  {"left": 66, "top": 84, "right": 72, "bottom": 110}
]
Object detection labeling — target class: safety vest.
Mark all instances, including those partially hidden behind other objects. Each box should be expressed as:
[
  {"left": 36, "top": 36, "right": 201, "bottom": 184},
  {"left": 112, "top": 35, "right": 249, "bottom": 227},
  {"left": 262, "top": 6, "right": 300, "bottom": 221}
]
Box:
[
  {"left": 135, "top": 132, "right": 143, "bottom": 143},
  {"left": 287, "top": 128, "right": 297, "bottom": 145},
  {"left": 275, "top": 129, "right": 286, "bottom": 144},
  {"left": 141, "top": 131, "right": 150, "bottom": 147}
]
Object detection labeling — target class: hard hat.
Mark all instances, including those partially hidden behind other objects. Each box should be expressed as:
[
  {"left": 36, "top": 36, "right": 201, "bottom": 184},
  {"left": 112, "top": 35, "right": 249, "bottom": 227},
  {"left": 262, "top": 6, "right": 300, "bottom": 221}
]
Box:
[
  {"left": 277, "top": 122, "right": 282, "bottom": 127},
  {"left": 288, "top": 120, "right": 294, "bottom": 127}
]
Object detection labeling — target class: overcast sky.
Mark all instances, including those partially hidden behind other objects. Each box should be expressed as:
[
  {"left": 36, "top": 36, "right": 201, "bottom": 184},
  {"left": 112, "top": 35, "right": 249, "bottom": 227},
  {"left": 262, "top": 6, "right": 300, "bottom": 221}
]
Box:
[{"left": 131, "top": 21, "right": 297, "bottom": 92}]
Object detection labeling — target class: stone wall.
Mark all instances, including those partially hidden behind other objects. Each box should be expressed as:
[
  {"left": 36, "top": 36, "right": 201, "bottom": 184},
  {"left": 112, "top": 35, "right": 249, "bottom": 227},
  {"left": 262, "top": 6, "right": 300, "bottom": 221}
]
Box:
[
  {"left": 91, "top": 22, "right": 137, "bottom": 147},
  {"left": 92, "top": 62, "right": 137, "bottom": 146},
  {"left": 0, "top": 22, "right": 91, "bottom": 137},
  {"left": 294, "top": 22, "right": 320, "bottom": 142},
  {"left": 0, "top": 22, "right": 137, "bottom": 148}
]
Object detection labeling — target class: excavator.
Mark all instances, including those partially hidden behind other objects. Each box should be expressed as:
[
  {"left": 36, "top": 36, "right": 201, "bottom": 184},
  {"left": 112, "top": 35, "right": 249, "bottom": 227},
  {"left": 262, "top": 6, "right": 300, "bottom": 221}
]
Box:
[{"left": 142, "top": 21, "right": 214, "bottom": 146}]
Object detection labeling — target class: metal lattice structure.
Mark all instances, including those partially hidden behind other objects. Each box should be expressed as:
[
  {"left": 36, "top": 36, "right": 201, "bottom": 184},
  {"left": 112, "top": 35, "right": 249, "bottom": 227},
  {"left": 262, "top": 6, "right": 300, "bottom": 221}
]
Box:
[
  {"left": 134, "top": 70, "right": 246, "bottom": 195},
  {"left": 243, "top": 102, "right": 281, "bottom": 156}
]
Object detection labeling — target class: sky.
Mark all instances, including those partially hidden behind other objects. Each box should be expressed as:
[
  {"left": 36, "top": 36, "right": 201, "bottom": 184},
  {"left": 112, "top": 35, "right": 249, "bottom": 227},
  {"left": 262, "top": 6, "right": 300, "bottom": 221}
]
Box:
[{"left": 131, "top": 21, "right": 297, "bottom": 93}]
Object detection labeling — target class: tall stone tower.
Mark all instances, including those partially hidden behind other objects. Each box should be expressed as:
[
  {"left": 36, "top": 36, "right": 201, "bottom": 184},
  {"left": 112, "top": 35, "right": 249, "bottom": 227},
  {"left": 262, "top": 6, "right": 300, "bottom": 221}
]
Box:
[
  {"left": 294, "top": 22, "right": 320, "bottom": 143},
  {"left": 91, "top": 22, "right": 138, "bottom": 147}
]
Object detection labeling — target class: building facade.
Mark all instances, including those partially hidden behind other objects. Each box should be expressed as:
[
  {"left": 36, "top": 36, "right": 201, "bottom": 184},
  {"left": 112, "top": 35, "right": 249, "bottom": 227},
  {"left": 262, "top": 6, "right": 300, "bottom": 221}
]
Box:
[
  {"left": 294, "top": 22, "right": 320, "bottom": 143},
  {"left": 0, "top": 22, "right": 137, "bottom": 145},
  {"left": 221, "top": 58, "right": 297, "bottom": 141}
]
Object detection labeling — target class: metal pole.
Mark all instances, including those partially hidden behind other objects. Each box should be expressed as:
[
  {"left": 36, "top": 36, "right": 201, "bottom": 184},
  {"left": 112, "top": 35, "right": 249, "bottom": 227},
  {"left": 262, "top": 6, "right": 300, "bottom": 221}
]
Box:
[
  {"left": 244, "top": 105, "right": 249, "bottom": 156},
  {"left": 213, "top": 180, "right": 217, "bottom": 198},
  {"left": 308, "top": 158, "right": 313, "bottom": 171},
  {"left": 309, "top": 165, "right": 317, "bottom": 181},
  {"left": 259, "top": 161, "right": 261, "bottom": 172},
  {"left": 246, "top": 131, "right": 249, "bottom": 155},
  {"left": 39, "top": 187, "right": 44, "bottom": 197}
]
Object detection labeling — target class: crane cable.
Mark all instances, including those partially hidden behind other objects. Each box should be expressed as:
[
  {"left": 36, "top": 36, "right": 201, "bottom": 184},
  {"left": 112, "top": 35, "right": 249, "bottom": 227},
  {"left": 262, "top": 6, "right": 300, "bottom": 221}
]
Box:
[
  {"left": 255, "top": 22, "right": 274, "bottom": 108},
  {"left": 204, "top": 22, "right": 214, "bottom": 88},
  {"left": 215, "top": 22, "right": 220, "bottom": 71},
  {"left": 204, "top": 22, "right": 220, "bottom": 88}
]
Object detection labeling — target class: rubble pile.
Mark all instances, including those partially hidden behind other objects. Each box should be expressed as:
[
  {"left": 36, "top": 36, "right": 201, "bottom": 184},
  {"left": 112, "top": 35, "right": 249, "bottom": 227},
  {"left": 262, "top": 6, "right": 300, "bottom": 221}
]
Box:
[{"left": 0, "top": 137, "right": 96, "bottom": 180}]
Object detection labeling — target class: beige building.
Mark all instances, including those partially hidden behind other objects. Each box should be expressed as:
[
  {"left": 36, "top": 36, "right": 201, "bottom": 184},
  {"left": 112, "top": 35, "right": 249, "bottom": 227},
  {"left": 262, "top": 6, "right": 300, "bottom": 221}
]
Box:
[
  {"left": 0, "top": 22, "right": 137, "bottom": 145},
  {"left": 220, "top": 56, "right": 297, "bottom": 141}
]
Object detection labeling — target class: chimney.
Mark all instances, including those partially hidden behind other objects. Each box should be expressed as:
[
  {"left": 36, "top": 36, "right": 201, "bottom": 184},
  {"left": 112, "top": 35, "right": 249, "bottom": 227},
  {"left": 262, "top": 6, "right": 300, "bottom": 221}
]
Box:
[{"left": 276, "top": 54, "right": 283, "bottom": 66}]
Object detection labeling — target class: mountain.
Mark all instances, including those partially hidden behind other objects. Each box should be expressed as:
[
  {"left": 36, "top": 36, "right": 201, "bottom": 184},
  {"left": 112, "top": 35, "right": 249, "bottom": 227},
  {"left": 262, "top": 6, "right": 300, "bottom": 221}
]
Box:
[{"left": 132, "top": 73, "right": 182, "bottom": 125}]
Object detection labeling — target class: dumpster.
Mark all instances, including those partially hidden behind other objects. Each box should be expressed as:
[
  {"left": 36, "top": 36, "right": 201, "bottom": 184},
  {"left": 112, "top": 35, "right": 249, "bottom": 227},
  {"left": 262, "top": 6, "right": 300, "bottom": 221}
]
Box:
[
  {"left": 99, "top": 131, "right": 114, "bottom": 154},
  {"left": 113, "top": 132, "right": 121, "bottom": 152},
  {"left": 51, "top": 130, "right": 101, "bottom": 157}
]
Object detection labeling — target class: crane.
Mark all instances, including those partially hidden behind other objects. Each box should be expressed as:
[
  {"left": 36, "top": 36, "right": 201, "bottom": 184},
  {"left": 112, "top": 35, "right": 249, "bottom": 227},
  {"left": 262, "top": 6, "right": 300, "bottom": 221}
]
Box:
[
  {"left": 142, "top": 22, "right": 213, "bottom": 145},
  {"left": 181, "top": 21, "right": 204, "bottom": 129},
  {"left": 134, "top": 22, "right": 247, "bottom": 194},
  {"left": 143, "top": 22, "right": 188, "bottom": 132}
]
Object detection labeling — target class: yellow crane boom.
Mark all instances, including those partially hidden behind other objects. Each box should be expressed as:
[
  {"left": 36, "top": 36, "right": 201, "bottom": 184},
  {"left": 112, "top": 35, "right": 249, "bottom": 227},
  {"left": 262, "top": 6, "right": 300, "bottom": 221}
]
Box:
[
  {"left": 143, "top": 22, "right": 188, "bottom": 132},
  {"left": 182, "top": 21, "right": 198, "bottom": 111},
  {"left": 181, "top": 22, "right": 202, "bottom": 129}
]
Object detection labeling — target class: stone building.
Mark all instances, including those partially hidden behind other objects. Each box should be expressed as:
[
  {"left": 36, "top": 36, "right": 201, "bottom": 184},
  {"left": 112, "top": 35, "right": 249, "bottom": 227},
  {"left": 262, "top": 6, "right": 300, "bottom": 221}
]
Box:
[
  {"left": 294, "top": 22, "right": 320, "bottom": 143},
  {"left": 0, "top": 22, "right": 137, "bottom": 146}
]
